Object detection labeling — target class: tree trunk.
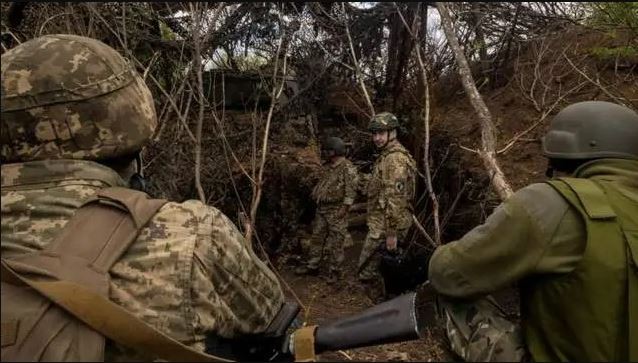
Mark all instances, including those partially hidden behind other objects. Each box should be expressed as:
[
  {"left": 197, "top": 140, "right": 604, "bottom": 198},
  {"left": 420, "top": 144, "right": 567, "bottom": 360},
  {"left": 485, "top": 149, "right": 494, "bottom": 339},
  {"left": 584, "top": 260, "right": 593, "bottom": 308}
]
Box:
[
  {"left": 437, "top": 2, "right": 513, "bottom": 201},
  {"left": 383, "top": 3, "right": 418, "bottom": 109}
]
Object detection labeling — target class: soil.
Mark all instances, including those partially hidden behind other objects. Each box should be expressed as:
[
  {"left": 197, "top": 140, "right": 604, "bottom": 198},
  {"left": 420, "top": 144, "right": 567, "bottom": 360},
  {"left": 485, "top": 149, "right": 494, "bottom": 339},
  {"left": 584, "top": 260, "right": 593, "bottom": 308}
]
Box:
[{"left": 276, "top": 229, "right": 454, "bottom": 362}]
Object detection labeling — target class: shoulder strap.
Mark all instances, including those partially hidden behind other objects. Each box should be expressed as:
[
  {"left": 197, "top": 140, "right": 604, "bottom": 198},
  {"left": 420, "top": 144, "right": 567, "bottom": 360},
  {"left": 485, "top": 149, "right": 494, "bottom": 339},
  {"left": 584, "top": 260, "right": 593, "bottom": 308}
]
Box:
[
  {"left": 547, "top": 178, "right": 616, "bottom": 220},
  {"left": 1, "top": 187, "right": 232, "bottom": 362},
  {"left": 379, "top": 149, "right": 418, "bottom": 178},
  {"left": 43, "top": 187, "right": 167, "bottom": 273},
  {"left": 0, "top": 262, "right": 231, "bottom": 362},
  {"left": 548, "top": 177, "right": 637, "bottom": 360}
]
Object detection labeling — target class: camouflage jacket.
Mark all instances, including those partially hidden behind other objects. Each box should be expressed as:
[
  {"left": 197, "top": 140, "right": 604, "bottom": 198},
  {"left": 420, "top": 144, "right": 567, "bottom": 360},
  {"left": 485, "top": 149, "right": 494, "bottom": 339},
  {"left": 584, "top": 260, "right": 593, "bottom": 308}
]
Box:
[
  {"left": 0, "top": 159, "right": 285, "bottom": 360},
  {"left": 366, "top": 141, "right": 416, "bottom": 237},
  {"left": 311, "top": 157, "right": 358, "bottom": 210}
]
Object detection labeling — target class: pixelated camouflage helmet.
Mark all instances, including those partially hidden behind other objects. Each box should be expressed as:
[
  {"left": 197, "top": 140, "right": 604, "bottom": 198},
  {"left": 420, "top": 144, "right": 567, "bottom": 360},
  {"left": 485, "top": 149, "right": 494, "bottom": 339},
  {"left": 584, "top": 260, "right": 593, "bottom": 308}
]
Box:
[
  {"left": 368, "top": 112, "right": 399, "bottom": 132},
  {"left": 542, "top": 101, "right": 638, "bottom": 160},
  {"left": 1, "top": 34, "right": 157, "bottom": 163},
  {"left": 323, "top": 136, "right": 346, "bottom": 156}
]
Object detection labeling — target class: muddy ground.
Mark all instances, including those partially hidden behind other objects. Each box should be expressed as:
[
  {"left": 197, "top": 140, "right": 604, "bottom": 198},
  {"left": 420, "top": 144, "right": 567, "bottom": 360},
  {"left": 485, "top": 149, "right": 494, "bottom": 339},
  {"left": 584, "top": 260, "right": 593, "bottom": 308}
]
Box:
[
  {"left": 273, "top": 229, "right": 520, "bottom": 362},
  {"left": 276, "top": 229, "right": 452, "bottom": 362}
]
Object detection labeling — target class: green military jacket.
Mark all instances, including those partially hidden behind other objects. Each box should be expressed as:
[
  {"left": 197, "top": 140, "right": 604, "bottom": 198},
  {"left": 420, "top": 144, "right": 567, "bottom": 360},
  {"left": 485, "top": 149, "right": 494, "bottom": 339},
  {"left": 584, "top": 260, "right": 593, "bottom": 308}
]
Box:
[{"left": 428, "top": 158, "right": 638, "bottom": 362}]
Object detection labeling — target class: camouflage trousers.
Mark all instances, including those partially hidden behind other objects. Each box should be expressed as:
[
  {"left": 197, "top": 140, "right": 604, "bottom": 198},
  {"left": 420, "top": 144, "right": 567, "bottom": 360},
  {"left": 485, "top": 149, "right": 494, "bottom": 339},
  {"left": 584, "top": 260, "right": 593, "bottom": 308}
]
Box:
[
  {"left": 306, "top": 208, "right": 349, "bottom": 276},
  {"left": 357, "top": 228, "right": 409, "bottom": 282},
  {"left": 439, "top": 296, "right": 528, "bottom": 362}
]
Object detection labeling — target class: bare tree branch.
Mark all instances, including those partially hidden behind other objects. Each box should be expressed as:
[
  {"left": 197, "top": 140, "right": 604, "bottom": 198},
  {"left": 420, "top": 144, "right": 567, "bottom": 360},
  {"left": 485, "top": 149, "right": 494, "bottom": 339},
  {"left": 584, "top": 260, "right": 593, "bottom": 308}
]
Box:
[
  {"left": 341, "top": 3, "right": 375, "bottom": 117},
  {"left": 245, "top": 25, "right": 290, "bottom": 243},
  {"left": 563, "top": 51, "right": 628, "bottom": 107},
  {"left": 395, "top": 2, "right": 441, "bottom": 244},
  {"left": 191, "top": 2, "right": 226, "bottom": 203},
  {"left": 437, "top": 2, "right": 514, "bottom": 201}
]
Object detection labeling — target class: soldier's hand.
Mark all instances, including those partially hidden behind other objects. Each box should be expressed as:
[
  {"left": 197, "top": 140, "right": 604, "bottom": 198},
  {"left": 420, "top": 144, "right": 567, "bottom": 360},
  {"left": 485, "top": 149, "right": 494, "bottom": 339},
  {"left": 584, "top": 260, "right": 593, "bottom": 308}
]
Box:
[{"left": 386, "top": 235, "right": 398, "bottom": 251}]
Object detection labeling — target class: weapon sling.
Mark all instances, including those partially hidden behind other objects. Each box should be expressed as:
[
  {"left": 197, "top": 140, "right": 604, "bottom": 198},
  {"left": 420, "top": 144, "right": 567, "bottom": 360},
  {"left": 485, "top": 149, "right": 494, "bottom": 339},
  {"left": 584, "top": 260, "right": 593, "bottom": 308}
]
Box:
[{"left": 1, "top": 187, "right": 232, "bottom": 362}]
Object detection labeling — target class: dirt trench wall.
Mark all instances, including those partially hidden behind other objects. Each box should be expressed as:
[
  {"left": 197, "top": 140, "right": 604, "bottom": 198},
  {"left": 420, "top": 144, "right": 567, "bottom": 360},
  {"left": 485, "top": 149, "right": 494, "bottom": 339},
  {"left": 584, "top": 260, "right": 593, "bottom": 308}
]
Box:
[{"left": 145, "top": 25, "right": 637, "bottom": 254}]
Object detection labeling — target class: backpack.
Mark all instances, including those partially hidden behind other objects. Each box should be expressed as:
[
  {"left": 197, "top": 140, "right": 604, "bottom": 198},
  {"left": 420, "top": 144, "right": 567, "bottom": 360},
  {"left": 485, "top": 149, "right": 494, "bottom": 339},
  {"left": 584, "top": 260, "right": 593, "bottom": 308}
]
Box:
[{"left": 1, "top": 187, "right": 230, "bottom": 362}]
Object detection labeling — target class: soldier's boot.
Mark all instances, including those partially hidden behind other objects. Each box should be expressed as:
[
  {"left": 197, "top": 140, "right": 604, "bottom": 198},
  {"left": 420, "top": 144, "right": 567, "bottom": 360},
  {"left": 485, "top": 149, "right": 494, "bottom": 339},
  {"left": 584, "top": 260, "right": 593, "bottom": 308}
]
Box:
[{"left": 295, "top": 265, "right": 319, "bottom": 276}]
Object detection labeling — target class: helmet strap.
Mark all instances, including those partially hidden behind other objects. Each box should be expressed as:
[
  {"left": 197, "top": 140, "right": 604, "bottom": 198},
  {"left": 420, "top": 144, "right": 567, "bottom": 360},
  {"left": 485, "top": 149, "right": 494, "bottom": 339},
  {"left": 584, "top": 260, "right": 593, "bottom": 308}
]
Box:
[
  {"left": 381, "top": 129, "right": 396, "bottom": 149},
  {"left": 129, "top": 153, "right": 148, "bottom": 193},
  {"left": 388, "top": 129, "right": 397, "bottom": 142}
]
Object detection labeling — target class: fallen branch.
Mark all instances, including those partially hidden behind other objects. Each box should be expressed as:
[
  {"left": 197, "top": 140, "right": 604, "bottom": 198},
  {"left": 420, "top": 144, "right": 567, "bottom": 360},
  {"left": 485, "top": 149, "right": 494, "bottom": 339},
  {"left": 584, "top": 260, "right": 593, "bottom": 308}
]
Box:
[
  {"left": 440, "top": 180, "right": 470, "bottom": 233},
  {"left": 338, "top": 350, "right": 353, "bottom": 361},
  {"left": 437, "top": 2, "right": 513, "bottom": 201},
  {"left": 412, "top": 214, "right": 438, "bottom": 249}
]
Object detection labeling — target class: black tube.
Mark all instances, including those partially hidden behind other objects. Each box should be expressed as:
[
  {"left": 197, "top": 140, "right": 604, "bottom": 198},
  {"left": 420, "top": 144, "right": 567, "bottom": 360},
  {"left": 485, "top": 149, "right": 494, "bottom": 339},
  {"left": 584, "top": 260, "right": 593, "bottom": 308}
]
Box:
[{"left": 313, "top": 292, "right": 422, "bottom": 353}]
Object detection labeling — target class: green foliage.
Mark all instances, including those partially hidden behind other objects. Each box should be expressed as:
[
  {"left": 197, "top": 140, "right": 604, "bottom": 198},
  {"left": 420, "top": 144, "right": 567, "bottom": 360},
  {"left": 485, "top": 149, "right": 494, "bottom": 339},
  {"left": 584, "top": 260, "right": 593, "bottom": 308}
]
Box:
[
  {"left": 589, "top": 45, "right": 638, "bottom": 61},
  {"left": 159, "top": 20, "right": 176, "bottom": 41},
  {"left": 215, "top": 51, "right": 269, "bottom": 72},
  {"left": 586, "top": 2, "right": 638, "bottom": 33},
  {"left": 585, "top": 3, "right": 638, "bottom": 64},
  {"left": 234, "top": 54, "right": 269, "bottom": 72}
]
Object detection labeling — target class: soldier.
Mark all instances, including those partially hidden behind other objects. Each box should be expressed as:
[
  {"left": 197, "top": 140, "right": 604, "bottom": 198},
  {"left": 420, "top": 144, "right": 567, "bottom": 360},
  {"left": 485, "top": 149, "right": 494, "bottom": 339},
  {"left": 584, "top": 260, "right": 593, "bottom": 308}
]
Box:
[
  {"left": 295, "top": 137, "right": 358, "bottom": 283},
  {"left": 1, "top": 34, "right": 285, "bottom": 361},
  {"left": 358, "top": 112, "right": 416, "bottom": 301},
  {"left": 427, "top": 101, "right": 638, "bottom": 361}
]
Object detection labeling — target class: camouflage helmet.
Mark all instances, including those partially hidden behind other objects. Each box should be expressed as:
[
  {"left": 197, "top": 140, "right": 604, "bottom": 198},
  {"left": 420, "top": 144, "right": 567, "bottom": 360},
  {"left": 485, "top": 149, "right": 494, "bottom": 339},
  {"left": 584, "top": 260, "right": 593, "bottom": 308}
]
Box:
[
  {"left": 1, "top": 34, "right": 157, "bottom": 163},
  {"left": 542, "top": 101, "right": 638, "bottom": 160},
  {"left": 323, "top": 136, "right": 346, "bottom": 156},
  {"left": 368, "top": 112, "right": 399, "bottom": 132}
]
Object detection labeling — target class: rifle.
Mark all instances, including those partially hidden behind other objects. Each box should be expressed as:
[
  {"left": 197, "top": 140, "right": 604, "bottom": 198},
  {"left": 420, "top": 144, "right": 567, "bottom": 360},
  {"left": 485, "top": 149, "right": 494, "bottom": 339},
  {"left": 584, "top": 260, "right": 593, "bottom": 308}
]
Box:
[{"left": 205, "top": 289, "right": 433, "bottom": 361}]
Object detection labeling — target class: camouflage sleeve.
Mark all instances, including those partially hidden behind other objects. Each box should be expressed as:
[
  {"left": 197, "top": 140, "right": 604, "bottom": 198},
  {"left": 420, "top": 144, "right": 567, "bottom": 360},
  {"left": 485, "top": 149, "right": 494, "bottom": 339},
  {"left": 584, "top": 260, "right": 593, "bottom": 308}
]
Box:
[
  {"left": 343, "top": 164, "right": 358, "bottom": 206},
  {"left": 191, "top": 205, "right": 285, "bottom": 339},
  {"left": 380, "top": 153, "right": 413, "bottom": 236},
  {"left": 359, "top": 172, "right": 371, "bottom": 196},
  {"left": 428, "top": 183, "right": 585, "bottom": 299}
]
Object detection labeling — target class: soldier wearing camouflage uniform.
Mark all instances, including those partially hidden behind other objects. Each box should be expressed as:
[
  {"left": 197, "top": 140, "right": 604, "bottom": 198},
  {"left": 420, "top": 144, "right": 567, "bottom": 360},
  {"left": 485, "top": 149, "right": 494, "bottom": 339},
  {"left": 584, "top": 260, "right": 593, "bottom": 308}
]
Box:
[
  {"left": 428, "top": 101, "right": 638, "bottom": 362},
  {"left": 1, "top": 34, "right": 285, "bottom": 360},
  {"left": 296, "top": 137, "right": 357, "bottom": 282},
  {"left": 358, "top": 112, "right": 416, "bottom": 300}
]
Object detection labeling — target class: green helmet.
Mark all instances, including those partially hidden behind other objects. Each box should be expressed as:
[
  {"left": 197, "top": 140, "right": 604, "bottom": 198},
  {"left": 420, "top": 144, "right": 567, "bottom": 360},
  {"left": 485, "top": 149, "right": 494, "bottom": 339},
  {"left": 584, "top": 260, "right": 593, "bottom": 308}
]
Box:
[
  {"left": 1, "top": 34, "right": 157, "bottom": 163},
  {"left": 542, "top": 101, "right": 638, "bottom": 160},
  {"left": 368, "top": 112, "right": 399, "bottom": 132},
  {"left": 324, "top": 136, "right": 346, "bottom": 156}
]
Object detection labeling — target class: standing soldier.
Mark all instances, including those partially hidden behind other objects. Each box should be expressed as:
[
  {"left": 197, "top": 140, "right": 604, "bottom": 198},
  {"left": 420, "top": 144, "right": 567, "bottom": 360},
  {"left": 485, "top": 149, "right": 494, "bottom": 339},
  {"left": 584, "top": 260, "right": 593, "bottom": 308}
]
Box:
[
  {"left": 358, "top": 112, "right": 416, "bottom": 301},
  {"left": 296, "top": 137, "right": 358, "bottom": 283}
]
